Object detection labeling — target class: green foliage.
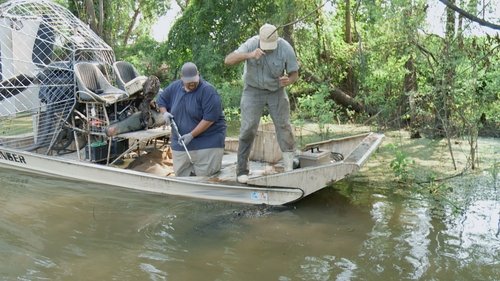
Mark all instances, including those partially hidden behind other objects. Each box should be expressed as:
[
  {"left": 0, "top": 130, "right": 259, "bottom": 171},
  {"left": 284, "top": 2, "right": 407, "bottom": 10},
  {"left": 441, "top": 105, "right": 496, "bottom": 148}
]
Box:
[
  {"left": 53, "top": 0, "right": 67, "bottom": 7},
  {"left": 218, "top": 81, "right": 243, "bottom": 127},
  {"left": 260, "top": 114, "right": 273, "bottom": 124},
  {"left": 356, "top": 0, "right": 428, "bottom": 121},
  {"left": 164, "top": 0, "right": 279, "bottom": 84},
  {"left": 426, "top": 181, "right": 453, "bottom": 196},
  {"left": 361, "top": 54, "right": 410, "bottom": 115},
  {"left": 66, "top": 0, "right": 169, "bottom": 48},
  {"left": 114, "top": 37, "right": 168, "bottom": 82},
  {"left": 294, "top": 16, "right": 353, "bottom": 85},
  {"left": 218, "top": 81, "right": 243, "bottom": 109},
  {"left": 4, "top": 0, "right": 498, "bottom": 147},
  {"left": 295, "top": 84, "right": 336, "bottom": 137},
  {"left": 388, "top": 143, "right": 415, "bottom": 183},
  {"left": 452, "top": 37, "right": 500, "bottom": 126},
  {"left": 223, "top": 107, "right": 240, "bottom": 123}
]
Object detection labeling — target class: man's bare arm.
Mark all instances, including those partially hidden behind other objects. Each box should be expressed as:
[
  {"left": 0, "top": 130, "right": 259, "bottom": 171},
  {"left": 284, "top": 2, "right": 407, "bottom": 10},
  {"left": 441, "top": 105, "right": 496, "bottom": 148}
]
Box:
[
  {"left": 224, "top": 49, "right": 265, "bottom": 65},
  {"left": 279, "top": 71, "right": 299, "bottom": 87}
]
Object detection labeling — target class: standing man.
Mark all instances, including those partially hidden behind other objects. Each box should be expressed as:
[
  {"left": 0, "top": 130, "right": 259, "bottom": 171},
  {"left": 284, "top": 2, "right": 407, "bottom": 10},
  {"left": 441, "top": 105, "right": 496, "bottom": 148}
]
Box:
[
  {"left": 224, "top": 23, "right": 299, "bottom": 183},
  {"left": 157, "top": 62, "right": 226, "bottom": 177}
]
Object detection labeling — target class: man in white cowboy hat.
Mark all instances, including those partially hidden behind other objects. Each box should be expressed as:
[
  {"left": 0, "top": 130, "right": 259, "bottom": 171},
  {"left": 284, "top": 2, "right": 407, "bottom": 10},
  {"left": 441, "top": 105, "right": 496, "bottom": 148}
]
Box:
[{"left": 224, "top": 23, "right": 299, "bottom": 183}]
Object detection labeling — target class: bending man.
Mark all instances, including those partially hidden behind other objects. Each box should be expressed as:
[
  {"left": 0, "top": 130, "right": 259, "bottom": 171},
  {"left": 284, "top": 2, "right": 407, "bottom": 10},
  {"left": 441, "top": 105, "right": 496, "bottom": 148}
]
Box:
[{"left": 157, "top": 62, "right": 227, "bottom": 177}]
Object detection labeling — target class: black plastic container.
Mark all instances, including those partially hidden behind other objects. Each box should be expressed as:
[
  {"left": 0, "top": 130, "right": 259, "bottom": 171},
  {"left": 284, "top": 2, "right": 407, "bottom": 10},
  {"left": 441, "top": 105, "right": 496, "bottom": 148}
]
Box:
[{"left": 85, "top": 139, "right": 129, "bottom": 162}]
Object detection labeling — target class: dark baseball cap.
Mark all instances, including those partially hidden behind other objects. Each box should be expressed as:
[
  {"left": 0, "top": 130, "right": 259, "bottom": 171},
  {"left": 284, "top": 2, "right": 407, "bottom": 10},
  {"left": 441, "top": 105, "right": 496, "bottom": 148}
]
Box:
[{"left": 181, "top": 62, "right": 199, "bottom": 83}]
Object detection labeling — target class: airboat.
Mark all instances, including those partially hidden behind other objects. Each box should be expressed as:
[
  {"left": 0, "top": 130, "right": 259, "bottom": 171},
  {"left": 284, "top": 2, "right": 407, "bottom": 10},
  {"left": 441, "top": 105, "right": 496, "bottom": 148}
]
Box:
[{"left": 0, "top": 0, "right": 383, "bottom": 205}]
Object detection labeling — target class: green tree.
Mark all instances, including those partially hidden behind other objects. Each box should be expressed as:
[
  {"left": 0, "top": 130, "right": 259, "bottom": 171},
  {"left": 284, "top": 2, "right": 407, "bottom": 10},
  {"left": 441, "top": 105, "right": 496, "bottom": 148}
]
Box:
[
  {"left": 67, "top": 0, "right": 170, "bottom": 48},
  {"left": 165, "top": 0, "right": 278, "bottom": 82}
]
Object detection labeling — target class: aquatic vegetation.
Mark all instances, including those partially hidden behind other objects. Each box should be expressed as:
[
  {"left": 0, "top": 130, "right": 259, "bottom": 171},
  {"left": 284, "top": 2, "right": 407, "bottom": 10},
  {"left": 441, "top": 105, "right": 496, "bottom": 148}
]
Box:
[{"left": 388, "top": 143, "right": 415, "bottom": 184}]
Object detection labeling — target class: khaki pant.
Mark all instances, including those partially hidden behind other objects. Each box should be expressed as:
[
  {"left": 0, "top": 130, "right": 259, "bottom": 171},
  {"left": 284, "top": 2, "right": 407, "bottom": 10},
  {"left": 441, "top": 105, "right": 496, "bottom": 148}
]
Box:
[
  {"left": 237, "top": 85, "right": 295, "bottom": 176},
  {"left": 173, "top": 148, "right": 224, "bottom": 177}
]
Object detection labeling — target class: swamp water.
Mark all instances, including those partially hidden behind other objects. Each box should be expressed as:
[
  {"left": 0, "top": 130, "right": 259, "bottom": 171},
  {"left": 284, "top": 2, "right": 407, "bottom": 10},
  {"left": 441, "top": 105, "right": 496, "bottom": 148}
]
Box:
[{"left": 0, "top": 132, "right": 498, "bottom": 280}]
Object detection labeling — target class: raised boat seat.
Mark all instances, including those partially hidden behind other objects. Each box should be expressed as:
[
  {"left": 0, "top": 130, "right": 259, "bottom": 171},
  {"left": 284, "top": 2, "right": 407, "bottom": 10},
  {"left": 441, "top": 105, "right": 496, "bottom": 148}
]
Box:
[
  {"left": 113, "top": 61, "right": 148, "bottom": 96},
  {"left": 74, "top": 62, "right": 128, "bottom": 104}
]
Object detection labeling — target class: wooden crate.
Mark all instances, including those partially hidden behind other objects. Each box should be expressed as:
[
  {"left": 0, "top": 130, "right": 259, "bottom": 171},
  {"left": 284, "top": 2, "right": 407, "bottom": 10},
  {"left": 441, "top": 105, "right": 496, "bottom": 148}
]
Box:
[
  {"left": 224, "top": 137, "right": 239, "bottom": 152},
  {"left": 250, "top": 123, "right": 281, "bottom": 163},
  {"left": 224, "top": 123, "right": 282, "bottom": 163}
]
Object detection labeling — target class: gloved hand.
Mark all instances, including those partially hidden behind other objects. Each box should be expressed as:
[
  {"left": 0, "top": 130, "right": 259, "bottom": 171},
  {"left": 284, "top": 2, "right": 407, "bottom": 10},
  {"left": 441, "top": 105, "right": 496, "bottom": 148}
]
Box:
[
  {"left": 163, "top": 112, "right": 173, "bottom": 126},
  {"left": 179, "top": 133, "right": 194, "bottom": 146}
]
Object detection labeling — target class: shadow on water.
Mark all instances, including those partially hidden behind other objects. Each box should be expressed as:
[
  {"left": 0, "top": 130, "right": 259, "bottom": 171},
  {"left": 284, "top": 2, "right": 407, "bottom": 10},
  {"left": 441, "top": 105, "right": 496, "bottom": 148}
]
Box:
[{"left": 186, "top": 187, "right": 366, "bottom": 242}]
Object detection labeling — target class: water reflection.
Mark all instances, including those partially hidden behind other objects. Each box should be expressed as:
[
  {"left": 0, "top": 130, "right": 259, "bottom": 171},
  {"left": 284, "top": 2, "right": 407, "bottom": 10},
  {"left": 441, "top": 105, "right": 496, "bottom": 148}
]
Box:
[
  {"left": 341, "top": 178, "right": 500, "bottom": 281},
  {"left": 0, "top": 168, "right": 498, "bottom": 280}
]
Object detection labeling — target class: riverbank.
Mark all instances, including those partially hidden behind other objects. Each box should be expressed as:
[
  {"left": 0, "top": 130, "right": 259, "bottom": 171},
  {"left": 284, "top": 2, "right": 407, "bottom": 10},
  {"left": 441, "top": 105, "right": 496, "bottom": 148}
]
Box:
[
  {"left": 231, "top": 121, "right": 498, "bottom": 188},
  {"left": 301, "top": 123, "right": 499, "bottom": 216},
  {"left": 292, "top": 123, "right": 498, "bottom": 182}
]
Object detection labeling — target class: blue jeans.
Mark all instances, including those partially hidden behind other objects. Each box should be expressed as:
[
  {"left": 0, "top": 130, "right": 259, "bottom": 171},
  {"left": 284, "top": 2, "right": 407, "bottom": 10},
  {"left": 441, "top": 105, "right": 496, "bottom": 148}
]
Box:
[{"left": 237, "top": 85, "right": 295, "bottom": 176}]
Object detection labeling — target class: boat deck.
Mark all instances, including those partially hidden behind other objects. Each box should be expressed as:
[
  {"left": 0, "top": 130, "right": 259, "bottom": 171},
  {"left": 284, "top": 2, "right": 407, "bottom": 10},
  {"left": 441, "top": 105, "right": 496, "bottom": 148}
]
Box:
[
  {"left": 58, "top": 127, "right": 286, "bottom": 184},
  {"left": 56, "top": 129, "right": 385, "bottom": 189}
]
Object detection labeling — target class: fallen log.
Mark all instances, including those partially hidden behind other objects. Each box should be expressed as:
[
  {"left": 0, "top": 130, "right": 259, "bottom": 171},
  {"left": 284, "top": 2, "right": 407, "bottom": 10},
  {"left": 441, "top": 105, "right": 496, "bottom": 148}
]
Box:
[
  {"left": 299, "top": 69, "right": 376, "bottom": 115},
  {"left": 327, "top": 84, "right": 376, "bottom": 115}
]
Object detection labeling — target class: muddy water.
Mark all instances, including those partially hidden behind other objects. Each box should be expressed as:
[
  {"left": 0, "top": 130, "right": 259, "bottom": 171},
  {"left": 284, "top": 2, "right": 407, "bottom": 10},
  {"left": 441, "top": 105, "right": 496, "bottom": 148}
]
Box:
[{"left": 0, "top": 138, "right": 498, "bottom": 280}]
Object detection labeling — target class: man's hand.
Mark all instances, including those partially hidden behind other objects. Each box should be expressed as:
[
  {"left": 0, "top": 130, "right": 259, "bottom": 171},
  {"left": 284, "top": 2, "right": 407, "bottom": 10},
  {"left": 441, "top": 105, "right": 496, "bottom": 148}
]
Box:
[
  {"left": 279, "top": 72, "right": 298, "bottom": 87},
  {"left": 163, "top": 112, "right": 173, "bottom": 126},
  {"left": 179, "top": 133, "right": 194, "bottom": 146},
  {"left": 251, "top": 48, "right": 266, "bottom": 60},
  {"left": 279, "top": 75, "right": 291, "bottom": 87}
]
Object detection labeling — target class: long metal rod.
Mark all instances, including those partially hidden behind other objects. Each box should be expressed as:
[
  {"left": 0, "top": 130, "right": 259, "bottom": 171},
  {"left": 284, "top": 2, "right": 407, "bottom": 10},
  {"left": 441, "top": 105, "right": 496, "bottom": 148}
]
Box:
[{"left": 169, "top": 117, "right": 193, "bottom": 164}]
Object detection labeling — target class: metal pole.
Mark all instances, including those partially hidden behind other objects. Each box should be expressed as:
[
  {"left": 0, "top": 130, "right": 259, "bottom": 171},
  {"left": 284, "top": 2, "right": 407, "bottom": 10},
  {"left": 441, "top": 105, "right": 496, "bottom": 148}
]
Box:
[{"left": 169, "top": 117, "right": 193, "bottom": 164}]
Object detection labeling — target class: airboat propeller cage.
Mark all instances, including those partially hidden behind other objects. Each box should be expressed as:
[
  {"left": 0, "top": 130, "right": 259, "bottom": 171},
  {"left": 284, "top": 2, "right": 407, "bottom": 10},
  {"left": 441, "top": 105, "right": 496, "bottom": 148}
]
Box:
[{"left": 0, "top": 0, "right": 116, "bottom": 150}]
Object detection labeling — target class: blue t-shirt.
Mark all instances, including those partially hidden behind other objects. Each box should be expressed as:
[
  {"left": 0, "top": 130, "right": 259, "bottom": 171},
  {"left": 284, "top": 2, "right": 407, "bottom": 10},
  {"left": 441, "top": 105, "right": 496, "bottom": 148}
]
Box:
[{"left": 156, "top": 79, "right": 226, "bottom": 151}]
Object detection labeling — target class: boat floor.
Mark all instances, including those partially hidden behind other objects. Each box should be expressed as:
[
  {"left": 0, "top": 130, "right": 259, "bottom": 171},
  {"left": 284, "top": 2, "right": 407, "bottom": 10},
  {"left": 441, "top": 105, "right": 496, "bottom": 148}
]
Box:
[{"left": 59, "top": 145, "right": 286, "bottom": 186}]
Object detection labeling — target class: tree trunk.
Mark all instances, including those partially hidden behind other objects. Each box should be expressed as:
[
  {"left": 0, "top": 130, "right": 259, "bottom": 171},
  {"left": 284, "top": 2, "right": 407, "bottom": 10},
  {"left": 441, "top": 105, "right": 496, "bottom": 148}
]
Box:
[
  {"left": 84, "top": 0, "right": 98, "bottom": 35},
  {"left": 435, "top": 0, "right": 458, "bottom": 169},
  {"left": 344, "top": 0, "right": 352, "bottom": 43},
  {"left": 314, "top": 10, "right": 322, "bottom": 62},
  {"left": 98, "top": 0, "right": 104, "bottom": 36},
  {"left": 403, "top": 56, "right": 420, "bottom": 138},
  {"left": 282, "top": 2, "right": 297, "bottom": 56},
  {"left": 124, "top": 7, "right": 141, "bottom": 45},
  {"left": 342, "top": 0, "right": 356, "bottom": 98},
  {"left": 101, "top": 1, "right": 111, "bottom": 44},
  {"left": 434, "top": 0, "right": 456, "bottom": 138},
  {"left": 283, "top": 23, "right": 295, "bottom": 49}
]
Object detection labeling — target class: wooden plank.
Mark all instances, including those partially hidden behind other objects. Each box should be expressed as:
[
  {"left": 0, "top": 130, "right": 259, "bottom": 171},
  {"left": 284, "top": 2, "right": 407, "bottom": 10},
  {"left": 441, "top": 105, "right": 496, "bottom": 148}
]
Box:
[{"left": 116, "top": 127, "right": 170, "bottom": 140}]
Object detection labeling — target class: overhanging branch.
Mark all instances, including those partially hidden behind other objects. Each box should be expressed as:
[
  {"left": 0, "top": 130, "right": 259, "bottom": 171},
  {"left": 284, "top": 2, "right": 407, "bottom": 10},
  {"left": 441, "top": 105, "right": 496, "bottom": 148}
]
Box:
[{"left": 439, "top": 0, "right": 500, "bottom": 30}]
